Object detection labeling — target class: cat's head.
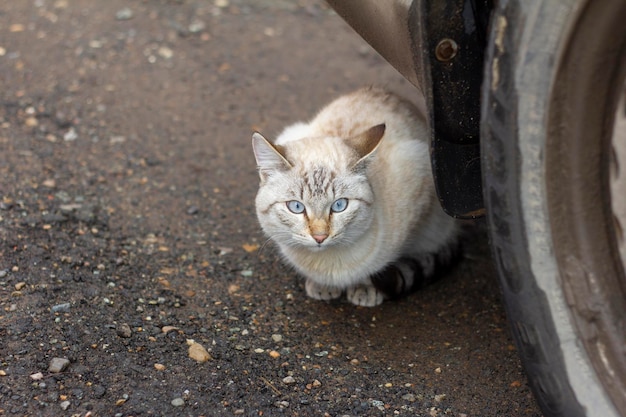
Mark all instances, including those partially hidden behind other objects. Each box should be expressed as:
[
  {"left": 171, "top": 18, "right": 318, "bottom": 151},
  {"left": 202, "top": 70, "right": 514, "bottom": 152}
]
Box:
[{"left": 252, "top": 124, "right": 385, "bottom": 251}]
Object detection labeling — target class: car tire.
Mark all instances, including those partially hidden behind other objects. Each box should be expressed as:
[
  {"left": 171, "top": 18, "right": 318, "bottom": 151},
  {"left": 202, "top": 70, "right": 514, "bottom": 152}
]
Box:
[{"left": 481, "top": 1, "right": 626, "bottom": 416}]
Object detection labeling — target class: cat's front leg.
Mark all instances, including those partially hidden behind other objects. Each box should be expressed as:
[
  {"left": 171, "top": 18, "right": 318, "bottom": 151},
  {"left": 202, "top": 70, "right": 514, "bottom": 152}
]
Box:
[
  {"left": 305, "top": 278, "right": 343, "bottom": 301},
  {"left": 346, "top": 282, "right": 385, "bottom": 307}
]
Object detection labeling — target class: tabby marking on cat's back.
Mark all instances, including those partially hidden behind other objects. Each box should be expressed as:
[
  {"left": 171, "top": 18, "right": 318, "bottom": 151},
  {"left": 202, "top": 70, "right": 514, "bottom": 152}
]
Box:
[{"left": 252, "top": 87, "right": 461, "bottom": 307}]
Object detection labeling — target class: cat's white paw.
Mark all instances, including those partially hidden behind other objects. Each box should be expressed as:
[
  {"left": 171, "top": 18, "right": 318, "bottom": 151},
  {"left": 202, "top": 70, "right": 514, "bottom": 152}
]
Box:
[
  {"left": 305, "top": 279, "right": 343, "bottom": 301},
  {"left": 346, "top": 284, "right": 384, "bottom": 307}
]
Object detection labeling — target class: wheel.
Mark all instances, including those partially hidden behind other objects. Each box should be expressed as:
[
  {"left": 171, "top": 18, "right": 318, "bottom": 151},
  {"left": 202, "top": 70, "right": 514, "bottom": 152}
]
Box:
[{"left": 481, "top": 1, "right": 626, "bottom": 416}]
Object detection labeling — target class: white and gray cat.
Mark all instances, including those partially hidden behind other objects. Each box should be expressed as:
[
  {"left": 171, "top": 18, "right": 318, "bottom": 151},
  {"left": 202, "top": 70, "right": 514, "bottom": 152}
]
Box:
[{"left": 252, "top": 87, "right": 460, "bottom": 307}]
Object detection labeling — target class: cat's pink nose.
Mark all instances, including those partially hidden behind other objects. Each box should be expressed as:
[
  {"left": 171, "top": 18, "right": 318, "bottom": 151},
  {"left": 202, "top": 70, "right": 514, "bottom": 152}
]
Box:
[{"left": 312, "top": 233, "right": 328, "bottom": 244}]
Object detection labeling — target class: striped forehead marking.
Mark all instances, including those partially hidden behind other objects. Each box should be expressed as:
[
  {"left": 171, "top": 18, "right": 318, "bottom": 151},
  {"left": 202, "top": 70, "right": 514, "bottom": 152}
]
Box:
[{"left": 303, "top": 166, "right": 334, "bottom": 197}]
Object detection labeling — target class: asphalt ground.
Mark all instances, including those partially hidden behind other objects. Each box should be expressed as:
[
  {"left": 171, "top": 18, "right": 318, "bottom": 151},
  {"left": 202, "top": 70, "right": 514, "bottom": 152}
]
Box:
[{"left": 0, "top": 1, "right": 541, "bottom": 416}]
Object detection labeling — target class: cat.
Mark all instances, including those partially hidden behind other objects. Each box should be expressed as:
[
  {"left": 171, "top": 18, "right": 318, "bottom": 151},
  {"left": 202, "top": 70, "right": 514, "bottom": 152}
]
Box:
[{"left": 252, "top": 87, "right": 460, "bottom": 307}]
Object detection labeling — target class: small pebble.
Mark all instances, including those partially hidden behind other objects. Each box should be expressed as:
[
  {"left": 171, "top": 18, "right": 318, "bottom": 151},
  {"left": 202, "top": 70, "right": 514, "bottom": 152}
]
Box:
[
  {"left": 116, "top": 323, "right": 132, "bottom": 338},
  {"left": 24, "top": 116, "right": 38, "bottom": 127},
  {"left": 110, "top": 135, "right": 126, "bottom": 144},
  {"left": 9, "top": 23, "right": 25, "bottom": 32},
  {"left": 158, "top": 46, "right": 174, "bottom": 59},
  {"left": 115, "top": 7, "right": 133, "bottom": 20},
  {"left": 282, "top": 376, "right": 295, "bottom": 384},
  {"left": 187, "top": 339, "right": 212, "bottom": 362},
  {"left": 60, "top": 400, "right": 71, "bottom": 410},
  {"left": 162, "top": 325, "right": 179, "bottom": 334},
  {"left": 188, "top": 20, "right": 205, "bottom": 33},
  {"left": 0, "top": 269, "right": 8, "bottom": 278},
  {"left": 51, "top": 303, "right": 71, "bottom": 313},
  {"left": 92, "top": 384, "right": 106, "bottom": 398},
  {"left": 434, "top": 393, "right": 446, "bottom": 402},
  {"left": 41, "top": 179, "right": 56, "bottom": 188},
  {"left": 171, "top": 397, "right": 185, "bottom": 407},
  {"left": 218, "top": 247, "right": 233, "bottom": 256},
  {"left": 48, "top": 357, "right": 70, "bottom": 373},
  {"left": 63, "top": 128, "right": 78, "bottom": 141},
  {"left": 271, "top": 334, "right": 283, "bottom": 343},
  {"left": 268, "top": 350, "right": 280, "bottom": 358}
]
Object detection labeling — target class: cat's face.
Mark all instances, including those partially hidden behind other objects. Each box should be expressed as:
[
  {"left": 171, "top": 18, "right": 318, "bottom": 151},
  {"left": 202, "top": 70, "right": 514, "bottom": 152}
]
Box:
[
  {"left": 255, "top": 158, "right": 375, "bottom": 250},
  {"left": 253, "top": 125, "right": 385, "bottom": 251}
]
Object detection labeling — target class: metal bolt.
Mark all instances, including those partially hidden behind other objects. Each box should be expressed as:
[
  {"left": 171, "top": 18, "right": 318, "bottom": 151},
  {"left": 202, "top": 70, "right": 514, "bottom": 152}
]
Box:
[{"left": 435, "top": 38, "right": 458, "bottom": 62}]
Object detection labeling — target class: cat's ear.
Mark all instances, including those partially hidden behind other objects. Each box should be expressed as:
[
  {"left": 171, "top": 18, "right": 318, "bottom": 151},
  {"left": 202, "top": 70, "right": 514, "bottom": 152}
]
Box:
[
  {"left": 252, "top": 132, "right": 292, "bottom": 182},
  {"left": 346, "top": 123, "right": 386, "bottom": 168}
]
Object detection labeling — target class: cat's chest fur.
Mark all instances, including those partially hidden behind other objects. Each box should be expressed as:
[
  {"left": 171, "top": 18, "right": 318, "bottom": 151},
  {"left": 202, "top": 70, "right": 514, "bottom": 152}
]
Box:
[{"left": 252, "top": 87, "right": 460, "bottom": 306}]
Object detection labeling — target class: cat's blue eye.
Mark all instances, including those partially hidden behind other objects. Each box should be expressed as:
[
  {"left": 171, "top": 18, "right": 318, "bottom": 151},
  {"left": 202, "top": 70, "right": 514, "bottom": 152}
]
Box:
[
  {"left": 331, "top": 198, "right": 348, "bottom": 213},
  {"left": 286, "top": 200, "right": 305, "bottom": 214}
]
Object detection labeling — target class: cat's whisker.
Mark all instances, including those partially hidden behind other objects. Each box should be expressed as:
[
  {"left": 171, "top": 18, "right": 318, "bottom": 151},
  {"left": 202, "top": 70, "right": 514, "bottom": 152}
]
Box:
[
  {"left": 255, "top": 239, "right": 274, "bottom": 257},
  {"left": 258, "top": 232, "right": 310, "bottom": 253}
]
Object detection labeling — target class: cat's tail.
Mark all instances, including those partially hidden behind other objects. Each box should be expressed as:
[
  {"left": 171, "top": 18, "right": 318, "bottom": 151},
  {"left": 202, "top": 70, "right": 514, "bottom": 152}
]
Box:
[{"left": 370, "top": 240, "right": 463, "bottom": 300}]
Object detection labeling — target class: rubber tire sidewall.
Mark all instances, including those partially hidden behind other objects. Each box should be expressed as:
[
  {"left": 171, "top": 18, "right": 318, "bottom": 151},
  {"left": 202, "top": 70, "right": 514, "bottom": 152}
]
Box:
[{"left": 481, "top": 1, "right": 622, "bottom": 416}]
